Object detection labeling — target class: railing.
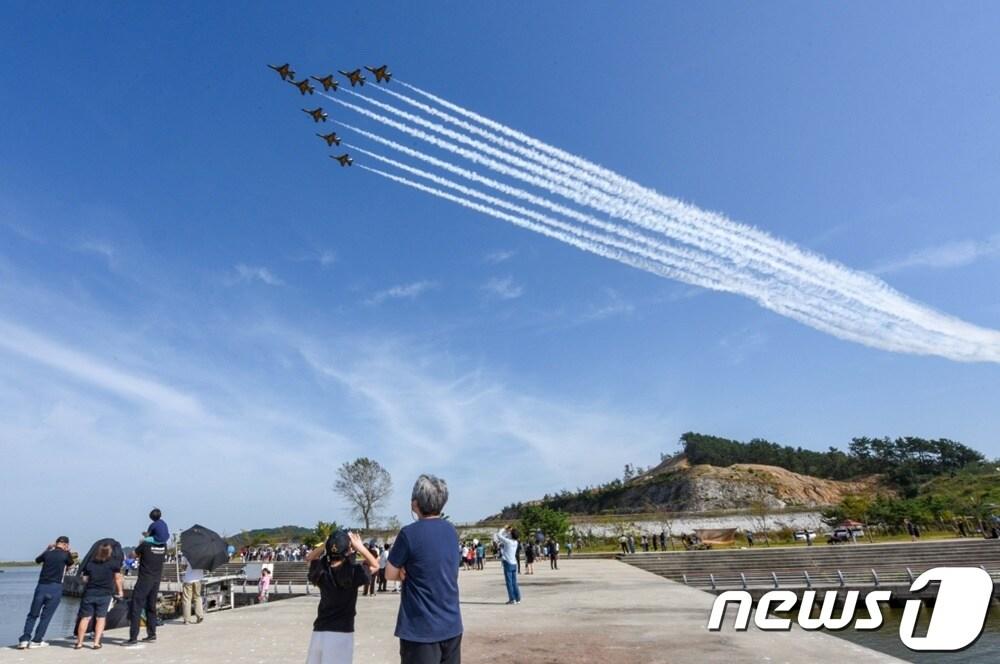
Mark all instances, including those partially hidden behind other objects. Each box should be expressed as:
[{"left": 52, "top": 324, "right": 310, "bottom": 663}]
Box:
[{"left": 676, "top": 566, "right": 1000, "bottom": 590}]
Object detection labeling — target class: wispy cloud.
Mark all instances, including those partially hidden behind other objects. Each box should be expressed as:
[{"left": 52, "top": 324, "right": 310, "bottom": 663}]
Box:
[
  {"left": 232, "top": 263, "right": 284, "bottom": 286},
  {"left": 293, "top": 248, "right": 337, "bottom": 268},
  {"left": 77, "top": 240, "right": 117, "bottom": 267},
  {"left": 484, "top": 249, "right": 516, "bottom": 264},
  {"left": 718, "top": 327, "right": 768, "bottom": 365},
  {"left": 482, "top": 276, "right": 523, "bottom": 300},
  {"left": 873, "top": 235, "right": 1000, "bottom": 274},
  {"left": 581, "top": 288, "right": 634, "bottom": 322},
  {"left": 0, "top": 319, "right": 202, "bottom": 416},
  {"left": 366, "top": 280, "right": 437, "bottom": 305}
]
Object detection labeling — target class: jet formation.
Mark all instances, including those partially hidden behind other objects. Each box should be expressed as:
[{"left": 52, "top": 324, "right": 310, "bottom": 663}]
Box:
[{"left": 271, "top": 61, "right": 392, "bottom": 169}]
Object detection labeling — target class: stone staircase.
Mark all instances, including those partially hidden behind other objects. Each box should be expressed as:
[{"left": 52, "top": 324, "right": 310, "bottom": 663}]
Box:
[{"left": 619, "top": 538, "right": 1000, "bottom": 590}]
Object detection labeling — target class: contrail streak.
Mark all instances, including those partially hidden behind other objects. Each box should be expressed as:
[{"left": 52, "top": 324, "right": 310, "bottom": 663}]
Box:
[
  {"left": 350, "top": 145, "right": 734, "bottom": 290},
  {"left": 340, "top": 130, "right": 728, "bottom": 282},
  {"left": 388, "top": 83, "right": 932, "bottom": 319},
  {"left": 329, "top": 96, "right": 912, "bottom": 328},
  {"left": 342, "top": 90, "right": 905, "bottom": 309},
  {"left": 328, "top": 93, "right": 1000, "bottom": 361},
  {"left": 356, "top": 164, "right": 928, "bottom": 352},
  {"left": 344, "top": 143, "right": 915, "bottom": 344}
]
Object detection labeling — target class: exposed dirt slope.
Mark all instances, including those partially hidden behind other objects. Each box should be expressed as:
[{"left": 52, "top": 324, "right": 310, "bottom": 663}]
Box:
[{"left": 488, "top": 455, "right": 885, "bottom": 520}]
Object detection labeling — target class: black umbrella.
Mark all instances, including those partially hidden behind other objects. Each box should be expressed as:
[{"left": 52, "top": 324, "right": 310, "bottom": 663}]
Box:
[
  {"left": 180, "top": 524, "right": 229, "bottom": 572},
  {"left": 75, "top": 537, "right": 124, "bottom": 577}
]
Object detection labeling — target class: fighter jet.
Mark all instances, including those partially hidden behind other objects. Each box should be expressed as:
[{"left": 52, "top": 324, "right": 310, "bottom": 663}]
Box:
[
  {"left": 268, "top": 63, "right": 295, "bottom": 81},
  {"left": 310, "top": 74, "right": 339, "bottom": 92},
  {"left": 364, "top": 65, "right": 392, "bottom": 84},
  {"left": 302, "top": 107, "right": 328, "bottom": 123},
  {"left": 288, "top": 79, "right": 315, "bottom": 95},
  {"left": 331, "top": 153, "right": 353, "bottom": 167},
  {"left": 338, "top": 69, "right": 366, "bottom": 87},
  {"left": 316, "top": 131, "right": 341, "bottom": 147}
]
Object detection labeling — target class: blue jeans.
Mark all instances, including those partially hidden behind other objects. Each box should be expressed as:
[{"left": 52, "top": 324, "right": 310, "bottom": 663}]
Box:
[
  {"left": 502, "top": 561, "right": 520, "bottom": 602},
  {"left": 20, "top": 582, "right": 63, "bottom": 643}
]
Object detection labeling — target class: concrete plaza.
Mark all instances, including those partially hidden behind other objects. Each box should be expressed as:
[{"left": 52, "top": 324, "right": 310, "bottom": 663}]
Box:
[{"left": 1, "top": 559, "right": 902, "bottom": 663}]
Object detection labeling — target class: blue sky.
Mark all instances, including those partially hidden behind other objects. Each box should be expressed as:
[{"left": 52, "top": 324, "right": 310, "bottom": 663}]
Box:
[{"left": 1, "top": 2, "right": 999, "bottom": 558}]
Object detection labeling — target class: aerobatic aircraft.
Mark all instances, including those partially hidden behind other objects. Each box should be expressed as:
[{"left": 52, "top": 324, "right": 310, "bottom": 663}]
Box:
[
  {"left": 288, "top": 79, "right": 315, "bottom": 95},
  {"left": 302, "top": 107, "right": 328, "bottom": 123},
  {"left": 364, "top": 65, "right": 391, "bottom": 84},
  {"left": 316, "top": 131, "right": 341, "bottom": 147},
  {"left": 338, "top": 69, "right": 366, "bottom": 87},
  {"left": 267, "top": 63, "right": 295, "bottom": 80},
  {"left": 331, "top": 153, "right": 353, "bottom": 167},
  {"left": 311, "top": 74, "right": 338, "bottom": 92}
]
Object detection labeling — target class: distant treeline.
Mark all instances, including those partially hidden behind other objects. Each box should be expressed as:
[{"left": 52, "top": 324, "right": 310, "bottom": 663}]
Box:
[
  {"left": 227, "top": 525, "right": 313, "bottom": 547},
  {"left": 681, "top": 432, "right": 983, "bottom": 496}
]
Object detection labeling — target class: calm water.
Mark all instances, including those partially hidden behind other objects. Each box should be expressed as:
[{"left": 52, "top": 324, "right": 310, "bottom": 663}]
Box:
[{"left": 0, "top": 567, "right": 80, "bottom": 645}]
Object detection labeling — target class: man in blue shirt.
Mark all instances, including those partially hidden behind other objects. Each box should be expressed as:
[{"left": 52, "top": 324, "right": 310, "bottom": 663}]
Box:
[
  {"left": 386, "top": 474, "right": 463, "bottom": 664},
  {"left": 18, "top": 536, "right": 75, "bottom": 649}
]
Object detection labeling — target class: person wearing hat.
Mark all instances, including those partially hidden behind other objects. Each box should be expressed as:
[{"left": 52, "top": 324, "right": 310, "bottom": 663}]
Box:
[
  {"left": 18, "top": 536, "right": 76, "bottom": 649},
  {"left": 304, "top": 529, "right": 379, "bottom": 663}
]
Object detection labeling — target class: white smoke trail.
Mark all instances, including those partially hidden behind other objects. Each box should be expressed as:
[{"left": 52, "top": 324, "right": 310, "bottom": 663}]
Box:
[
  {"left": 340, "top": 129, "right": 728, "bottom": 282},
  {"left": 390, "top": 82, "right": 979, "bottom": 341},
  {"left": 343, "top": 90, "right": 911, "bottom": 311},
  {"left": 328, "top": 97, "right": 920, "bottom": 336},
  {"left": 350, "top": 145, "right": 735, "bottom": 290},
  {"left": 356, "top": 163, "right": 956, "bottom": 354},
  {"left": 327, "top": 93, "right": 1000, "bottom": 360}
]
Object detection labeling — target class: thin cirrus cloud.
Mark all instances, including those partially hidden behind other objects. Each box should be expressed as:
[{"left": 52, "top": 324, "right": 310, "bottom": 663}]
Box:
[
  {"left": 232, "top": 263, "right": 284, "bottom": 286},
  {"left": 483, "top": 249, "right": 516, "bottom": 264},
  {"left": 873, "top": 235, "right": 1000, "bottom": 274},
  {"left": 365, "top": 280, "right": 437, "bottom": 305},
  {"left": 482, "top": 276, "right": 524, "bottom": 300},
  {"left": 0, "top": 318, "right": 203, "bottom": 416}
]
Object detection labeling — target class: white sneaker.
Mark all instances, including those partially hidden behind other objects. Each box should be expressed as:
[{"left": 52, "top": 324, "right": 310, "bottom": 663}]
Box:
[
  {"left": 29, "top": 641, "right": 49, "bottom": 648},
  {"left": 16, "top": 641, "right": 29, "bottom": 650}
]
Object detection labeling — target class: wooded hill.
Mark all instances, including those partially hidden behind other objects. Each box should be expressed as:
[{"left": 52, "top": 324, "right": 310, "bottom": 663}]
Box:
[{"left": 491, "top": 432, "right": 989, "bottom": 519}]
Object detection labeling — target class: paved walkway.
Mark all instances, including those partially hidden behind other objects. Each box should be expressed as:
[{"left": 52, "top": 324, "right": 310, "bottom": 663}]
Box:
[{"left": 1, "top": 559, "right": 903, "bottom": 663}]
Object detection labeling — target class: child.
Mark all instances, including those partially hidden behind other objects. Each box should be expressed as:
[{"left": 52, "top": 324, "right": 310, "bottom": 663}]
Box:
[
  {"left": 258, "top": 568, "right": 272, "bottom": 603},
  {"left": 305, "top": 530, "right": 379, "bottom": 664}
]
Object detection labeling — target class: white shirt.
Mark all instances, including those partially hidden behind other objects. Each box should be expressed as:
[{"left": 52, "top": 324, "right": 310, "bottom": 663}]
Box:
[
  {"left": 180, "top": 556, "right": 205, "bottom": 583},
  {"left": 378, "top": 550, "right": 388, "bottom": 569},
  {"left": 493, "top": 529, "right": 518, "bottom": 565}
]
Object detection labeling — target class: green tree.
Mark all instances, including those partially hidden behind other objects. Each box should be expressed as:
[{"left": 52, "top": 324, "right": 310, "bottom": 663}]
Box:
[
  {"left": 302, "top": 520, "right": 339, "bottom": 547},
  {"left": 519, "top": 505, "right": 570, "bottom": 542}
]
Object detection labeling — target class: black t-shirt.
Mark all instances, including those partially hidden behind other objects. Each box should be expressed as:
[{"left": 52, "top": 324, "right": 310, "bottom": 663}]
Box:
[
  {"left": 82, "top": 559, "right": 118, "bottom": 596},
  {"left": 310, "top": 559, "right": 371, "bottom": 633},
  {"left": 35, "top": 548, "right": 73, "bottom": 585},
  {"left": 135, "top": 541, "right": 166, "bottom": 583}
]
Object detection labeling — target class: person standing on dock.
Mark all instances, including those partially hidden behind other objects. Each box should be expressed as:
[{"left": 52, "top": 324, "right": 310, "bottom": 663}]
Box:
[
  {"left": 180, "top": 554, "right": 205, "bottom": 624},
  {"left": 17, "top": 536, "right": 75, "bottom": 650},
  {"left": 73, "top": 543, "right": 124, "bottom": 650},
  {"left": 385, "top": 474, "right": 464, "bottom": 664},
  {"left": 123, "top": 535, "right": 166, "bottom": 647}
]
